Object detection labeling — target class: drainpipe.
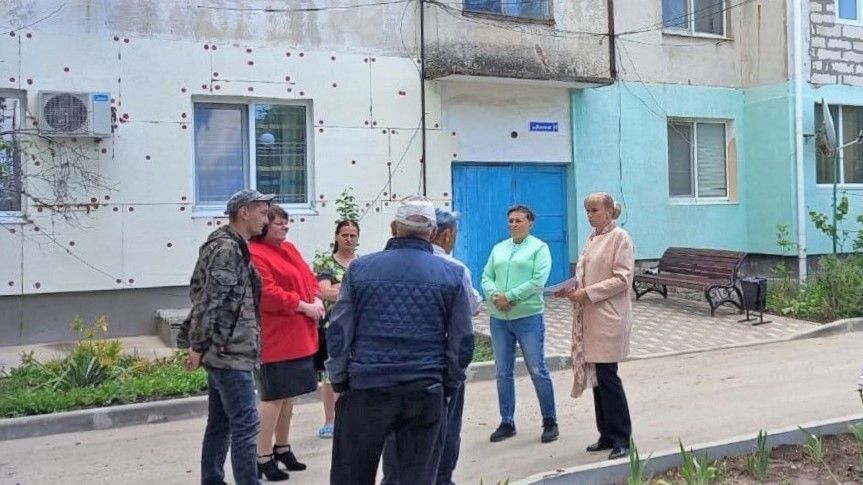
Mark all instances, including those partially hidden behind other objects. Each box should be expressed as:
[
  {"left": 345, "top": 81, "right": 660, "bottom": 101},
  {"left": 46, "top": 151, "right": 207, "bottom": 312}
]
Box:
[
  {"left": 419, "top": 0, "right": 428, "bottom": 196},
  {"left": 607, "top": 0, "right": 616, "bottom": 80},
  {"left": 793, "top": 0, "right": 807, "bottom": 280}
]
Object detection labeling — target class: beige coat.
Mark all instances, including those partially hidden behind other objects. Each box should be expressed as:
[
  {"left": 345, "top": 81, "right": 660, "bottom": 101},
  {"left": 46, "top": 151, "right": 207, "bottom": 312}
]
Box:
[{"left": 576, "top": 225, "right": 635, "bottom": 363}]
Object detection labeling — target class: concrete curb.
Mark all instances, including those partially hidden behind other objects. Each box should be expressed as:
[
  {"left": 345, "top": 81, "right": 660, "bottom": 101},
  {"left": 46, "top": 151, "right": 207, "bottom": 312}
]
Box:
[
  {"left": 514, "top": 413, "right": 863, "bottom": 485},
  {"left": 0, "top": 396, "right": 209, "bottom": 442},
  {"left": 0, "top": 355, "right": 572, "bottom": 442}
]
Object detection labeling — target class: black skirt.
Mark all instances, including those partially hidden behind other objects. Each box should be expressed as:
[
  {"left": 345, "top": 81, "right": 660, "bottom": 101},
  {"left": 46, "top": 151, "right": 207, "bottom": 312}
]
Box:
[{"left": 255, "top": 355, "right": 318, "bottom": 401}]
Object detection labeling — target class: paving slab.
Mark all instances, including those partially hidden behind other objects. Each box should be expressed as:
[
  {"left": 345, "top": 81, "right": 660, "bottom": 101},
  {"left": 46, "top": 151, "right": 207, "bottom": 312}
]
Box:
[
  {"left": 475, "top": 296, "right": 818, "bottom": 358},
  {"left": 0, "top": 335, "right": 175, "bottom": 372}
]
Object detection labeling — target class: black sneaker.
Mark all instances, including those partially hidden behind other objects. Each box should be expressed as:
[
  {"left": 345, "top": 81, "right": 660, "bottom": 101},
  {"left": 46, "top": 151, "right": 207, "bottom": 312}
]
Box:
[
  {"left": 541, "top": 418, "right": 559, "bottom": 443},
  {"left": 489, "top": 422, "right": 517, "bottom": 442}
]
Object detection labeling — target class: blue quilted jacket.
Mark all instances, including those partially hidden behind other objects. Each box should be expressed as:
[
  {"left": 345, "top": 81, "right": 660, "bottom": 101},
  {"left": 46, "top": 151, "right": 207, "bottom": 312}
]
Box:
[{"left": 325, "top": 237, "right": 475, "bottom": 392}]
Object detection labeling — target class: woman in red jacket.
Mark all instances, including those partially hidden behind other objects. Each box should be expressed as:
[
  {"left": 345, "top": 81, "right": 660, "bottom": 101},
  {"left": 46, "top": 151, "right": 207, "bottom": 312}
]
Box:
[{"left": 249, "top": 205, "right": 325, "bottom": 481}]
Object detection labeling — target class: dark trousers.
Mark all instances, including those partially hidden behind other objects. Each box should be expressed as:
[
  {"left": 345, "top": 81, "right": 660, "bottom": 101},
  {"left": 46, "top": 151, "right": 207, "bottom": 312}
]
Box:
[
  {"left": 330, "top": 383, "right": 446, "bottom": 485},
  {"left": 592, "top": 363, "right": 632, "bottom": 449},
  {"left": 200, "top": 367, "right": 260, "bottom": 485},
  {"left": 381, "top": 383, "right": 465, "bottom": 485}
]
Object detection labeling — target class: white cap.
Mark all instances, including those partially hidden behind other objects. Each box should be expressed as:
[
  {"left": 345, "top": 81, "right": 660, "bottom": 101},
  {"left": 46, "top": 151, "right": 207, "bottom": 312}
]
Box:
[{"left": 394, "top": 195, "right": 436, "bottom": 229}]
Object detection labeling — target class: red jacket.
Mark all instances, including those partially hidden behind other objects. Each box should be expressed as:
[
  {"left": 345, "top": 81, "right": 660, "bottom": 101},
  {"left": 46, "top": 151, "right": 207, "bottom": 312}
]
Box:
[{"left": 249, "top": 240, "right": 320, "bottom": 364}]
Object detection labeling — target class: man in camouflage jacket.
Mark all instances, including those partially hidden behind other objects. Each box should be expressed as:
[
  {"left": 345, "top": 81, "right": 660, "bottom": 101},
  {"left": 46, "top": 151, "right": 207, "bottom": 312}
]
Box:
[{"left": 179, "top": 189, "right": 272, "bottom": 485}]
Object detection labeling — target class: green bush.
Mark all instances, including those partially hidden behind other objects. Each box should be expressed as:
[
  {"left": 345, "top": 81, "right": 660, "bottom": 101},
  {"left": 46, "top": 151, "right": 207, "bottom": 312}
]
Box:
[
  {"left": 0, "top": 318, "right": 207, "bottom": 418},
  {"left": 0, "top": 352, "right": 206, "bottom": 418},
  {"left": 768, "top": 218, "right": 863, "bottom": 321}
]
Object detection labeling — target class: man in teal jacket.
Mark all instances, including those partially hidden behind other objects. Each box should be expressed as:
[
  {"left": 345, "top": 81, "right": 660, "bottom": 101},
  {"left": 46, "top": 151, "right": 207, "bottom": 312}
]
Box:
[{"left": 481, "top": 204, "right": 558, "bottom": 444}]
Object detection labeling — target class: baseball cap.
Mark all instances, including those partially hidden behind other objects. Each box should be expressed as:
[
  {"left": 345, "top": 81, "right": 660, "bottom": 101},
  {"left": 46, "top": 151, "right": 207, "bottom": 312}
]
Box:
[
  {"left": 435, "top": 208, "right": 461, "bottom": 232},
  {"left": 394, "top": 195, "right": 436, "bottom": 229},
  {"left": 225, "top": 189, "right": 275, "bottom": 215}
]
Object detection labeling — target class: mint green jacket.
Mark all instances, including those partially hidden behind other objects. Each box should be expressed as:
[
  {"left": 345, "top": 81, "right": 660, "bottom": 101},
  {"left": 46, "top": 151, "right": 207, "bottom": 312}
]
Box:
[{"left": 481, "top": 235, "right": 552, "bottom": 320}]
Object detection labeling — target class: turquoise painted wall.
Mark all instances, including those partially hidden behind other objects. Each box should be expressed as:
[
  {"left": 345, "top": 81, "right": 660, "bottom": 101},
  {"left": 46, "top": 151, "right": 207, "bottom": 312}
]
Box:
[
  {"left": 569, "top": 79, "right": 863, "bottom": 262},
  {"left": 803, "top": 83, "right": 863, "bottom": 255},
  {"left": 742, "top": 82, "right": 796, "bottom": 255},
  {"left": 572, "top": 82, "right": 756, "bottom": 260}
]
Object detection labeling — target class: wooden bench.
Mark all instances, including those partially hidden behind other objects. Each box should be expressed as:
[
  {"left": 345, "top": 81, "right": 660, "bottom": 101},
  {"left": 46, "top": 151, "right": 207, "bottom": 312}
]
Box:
[{"left": 632, "top": 248, "right": 747, "bottom": 316}]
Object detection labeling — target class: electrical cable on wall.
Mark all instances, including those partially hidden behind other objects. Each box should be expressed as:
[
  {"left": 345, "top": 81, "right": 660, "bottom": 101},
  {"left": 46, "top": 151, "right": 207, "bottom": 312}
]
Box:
[{"left": 0, "top": 0, "right": 70, "bottom": 36}]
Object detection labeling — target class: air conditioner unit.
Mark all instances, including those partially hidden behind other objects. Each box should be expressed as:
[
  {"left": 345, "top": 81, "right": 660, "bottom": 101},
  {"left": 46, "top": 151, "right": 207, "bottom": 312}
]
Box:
[{"left": 37, "top": 91, "right": 112, "bottom": 137}]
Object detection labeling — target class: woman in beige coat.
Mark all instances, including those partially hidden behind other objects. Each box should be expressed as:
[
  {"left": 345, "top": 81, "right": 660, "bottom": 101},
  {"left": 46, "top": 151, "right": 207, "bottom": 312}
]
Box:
[{"left": 559, "top": 192, "right": 634, "bottom": 461}]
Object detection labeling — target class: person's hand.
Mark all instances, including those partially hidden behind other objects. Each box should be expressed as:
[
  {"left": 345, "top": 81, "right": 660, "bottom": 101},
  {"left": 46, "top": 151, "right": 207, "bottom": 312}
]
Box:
[
  {"left": 492, "top": 293, "right": 513, "bottom": 312},
  {"left": 313, "top": 297, "right": 326, "bottom": 314},
  {"left": 567, "top": 288, "right": 590, "bottom": 306},
  {"left": 185, "top": 349, "right": 202, "bottom": 371},
  {"left": 299, "top": 301, "right": 324, "bottom": 320}
]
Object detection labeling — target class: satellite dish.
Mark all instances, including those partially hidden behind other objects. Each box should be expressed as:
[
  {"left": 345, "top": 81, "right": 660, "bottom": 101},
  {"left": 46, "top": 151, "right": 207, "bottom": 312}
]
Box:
[{"left": 817, "top": 99, "right": 838, "bottom": 157}]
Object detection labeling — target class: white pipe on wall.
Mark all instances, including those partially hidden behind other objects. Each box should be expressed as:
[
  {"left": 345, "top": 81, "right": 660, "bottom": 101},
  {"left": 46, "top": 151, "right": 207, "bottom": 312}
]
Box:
[{"left": 793, "top": 0, "right": 808, "bottom": 280}]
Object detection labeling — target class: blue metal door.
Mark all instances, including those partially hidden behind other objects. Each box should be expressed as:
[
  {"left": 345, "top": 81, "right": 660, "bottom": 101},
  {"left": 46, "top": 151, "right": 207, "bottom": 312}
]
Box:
[{"left": 452, "top": 163, "right": 569, "bottom": 292}]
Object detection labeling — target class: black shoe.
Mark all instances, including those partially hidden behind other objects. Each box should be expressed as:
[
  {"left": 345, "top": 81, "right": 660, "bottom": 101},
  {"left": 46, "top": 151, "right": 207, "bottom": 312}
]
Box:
[
  {"left": 489, "top": 422, "right": 517, "bottom": 442},
  {"left": 608, "top": 447, "right": 630, "bottom": 460},
  {"left": 540, "top": 418, "right": 559, "bottom": 443},
  {"left": 273, "top": 444, "right": 306, "bottom": 471},
  {"left": 257, "top": 455, "right": 290, "bottom": 481},
  {"left": 586, "top": 440, "right": 614, "bottom": 452}
]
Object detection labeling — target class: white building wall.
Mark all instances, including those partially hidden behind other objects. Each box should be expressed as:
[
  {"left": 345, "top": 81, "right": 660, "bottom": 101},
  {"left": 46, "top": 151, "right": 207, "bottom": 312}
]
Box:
[
  {"left": 441, "top": 81, "right": 573, "bottom": 163},
  {"left": 0, "top": 18, "right": 456, "bottom": 299}
]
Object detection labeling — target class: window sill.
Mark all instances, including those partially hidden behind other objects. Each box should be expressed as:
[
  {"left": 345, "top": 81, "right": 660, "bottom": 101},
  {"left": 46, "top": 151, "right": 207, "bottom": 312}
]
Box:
[
  {"left": 0, "top": 212, "right": 26, "bottom": 224},
  {"left": 662, "top": 29, "right": 731, "bottom": 41},
  {"left": 462, "top": 9, "right": 554, "bottom": 26},
  {"left": 836, "top": 17, "right": 863, "bottom": 26},
  {"left": 192, "top": 204, "right": 318, "bottom": 219},
  {"left": 816, "top": 183, "right": 863, "bottom": 189},
  {"left": 669, "top": 198, "right": 737, "bottom": 206}
]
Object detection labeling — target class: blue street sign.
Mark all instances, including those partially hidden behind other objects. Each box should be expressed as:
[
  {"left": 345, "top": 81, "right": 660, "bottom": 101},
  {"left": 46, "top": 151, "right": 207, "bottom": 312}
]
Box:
[{"left": 529, "top": 122, "right": 558, "bottom": 132}]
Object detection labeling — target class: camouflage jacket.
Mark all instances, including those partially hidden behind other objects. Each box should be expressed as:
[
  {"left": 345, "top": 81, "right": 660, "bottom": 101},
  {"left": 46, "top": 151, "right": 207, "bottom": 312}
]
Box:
[{"left": 178, "top": 225, "right": 262, "bottom": 371}]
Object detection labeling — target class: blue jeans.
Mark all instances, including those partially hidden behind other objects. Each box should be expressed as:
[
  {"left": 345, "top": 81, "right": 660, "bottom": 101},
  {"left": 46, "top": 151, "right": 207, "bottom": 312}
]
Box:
[
  {"left": 490, "top": 314, "right": 557, "bottom": 424},
  {"left": 381, "top": 383, "right": 465, "bottom": 485},
  {"left": 201, "top": 367, "right": 260, "bottom": 485}
]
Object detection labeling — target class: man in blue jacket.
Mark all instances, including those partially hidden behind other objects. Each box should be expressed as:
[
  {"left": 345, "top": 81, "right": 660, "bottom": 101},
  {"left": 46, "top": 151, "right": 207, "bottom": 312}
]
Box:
[{"left": 326, "top": 195, "right": 475, "bottom": 485}]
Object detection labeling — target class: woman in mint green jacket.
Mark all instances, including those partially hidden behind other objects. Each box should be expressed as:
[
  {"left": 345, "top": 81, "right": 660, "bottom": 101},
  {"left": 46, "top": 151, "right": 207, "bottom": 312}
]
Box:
[{"left": 481, "top": 205, "right": 558, "bottom": 444}]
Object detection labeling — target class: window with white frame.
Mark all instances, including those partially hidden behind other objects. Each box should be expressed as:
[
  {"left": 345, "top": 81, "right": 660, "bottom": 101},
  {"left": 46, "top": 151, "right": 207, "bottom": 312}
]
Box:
[
  {"left": 838, "top": 0, "right": 862, "bottom": 22},
  {"left": 815, "top": 103, "right": 863, "bottom": 185},
  {"left": 0, "top": 92, "right": 24, "bottom": 213},
  {"left": 463, "top": 0, "right": 552, "bottom": 20},
  {"left": 193, "top": 101, "right": 311, "bottom": 211},
  {"left": 663, "top": 0, "right": 725, "bottom": 36},
  {"left": 667, "top": 120, "right": 728, "bottom": 199}
]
